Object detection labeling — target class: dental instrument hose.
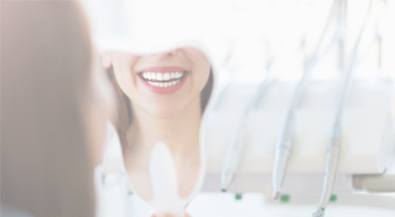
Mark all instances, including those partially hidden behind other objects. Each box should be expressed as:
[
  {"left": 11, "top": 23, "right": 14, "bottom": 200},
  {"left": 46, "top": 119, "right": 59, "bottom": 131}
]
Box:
[
  {"left": 272, "top": 0, "right": 340, "bottom": 200},
  {"left": 221, "top": 58, "right": 275, "bottom": 192},
  {"left": 313, "top": 0, "right": 373, "bottom": 216}
]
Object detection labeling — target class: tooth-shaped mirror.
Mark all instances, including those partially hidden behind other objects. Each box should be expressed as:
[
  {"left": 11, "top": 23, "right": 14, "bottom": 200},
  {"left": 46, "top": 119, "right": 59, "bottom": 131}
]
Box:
[{"left": 102, "top": 47, "right": 214, "bottom": 216}]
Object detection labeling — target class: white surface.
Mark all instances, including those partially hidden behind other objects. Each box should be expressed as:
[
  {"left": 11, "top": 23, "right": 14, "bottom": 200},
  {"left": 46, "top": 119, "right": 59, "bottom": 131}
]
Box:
[
  {"left": 188, "top": 193, "right": 395, "bottom": 217},
  {"left": 96, "top": 191, "right": 395, "bottom": 217}
]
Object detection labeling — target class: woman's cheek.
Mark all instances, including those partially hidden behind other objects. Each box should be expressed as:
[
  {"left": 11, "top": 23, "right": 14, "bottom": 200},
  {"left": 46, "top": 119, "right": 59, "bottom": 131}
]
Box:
[
  {"left": 195, "top": 68, "right": 210, "bottom": 92},
  {"left": 116, "top": 71, "right": 134, "bottom": 98}
]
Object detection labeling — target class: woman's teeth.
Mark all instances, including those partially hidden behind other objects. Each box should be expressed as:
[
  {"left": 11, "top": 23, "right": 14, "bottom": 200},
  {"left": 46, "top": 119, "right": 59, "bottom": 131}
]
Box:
[
  {"left": 147, "top": 80, "right": 181, "bottom": 88},
  {"left": 141, "top": 72, "right": 184, "bottom": 81},
  {"left": 140, "top": 71, "right": 185, "bottom": 88}
]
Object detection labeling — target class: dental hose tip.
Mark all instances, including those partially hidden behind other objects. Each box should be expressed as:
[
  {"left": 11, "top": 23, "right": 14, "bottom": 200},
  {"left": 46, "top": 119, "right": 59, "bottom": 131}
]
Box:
[
  {"left": 312, "top": 207, "right": 326, "bottom": 217},
  {"left": 272, "top": 190, "right": 281, "bottom": 200}
]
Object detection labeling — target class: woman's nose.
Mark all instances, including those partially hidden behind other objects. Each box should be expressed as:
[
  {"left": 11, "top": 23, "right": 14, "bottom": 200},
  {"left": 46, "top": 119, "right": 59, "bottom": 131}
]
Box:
[
  {"left": 163, "top": 49, "right": 179, "bottom": 57},
  {"left": 153, "top": 48, "right": 181, "bottom": 61}
]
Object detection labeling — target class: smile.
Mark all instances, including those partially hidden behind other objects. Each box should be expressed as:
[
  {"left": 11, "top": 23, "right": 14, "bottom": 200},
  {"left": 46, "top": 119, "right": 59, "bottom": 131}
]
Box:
[
  {"left": 138, "top": 67, "right": 189, "bottom": 94},
  {"left": 140, "top": 71, "right": 185, "bottom": 88}
]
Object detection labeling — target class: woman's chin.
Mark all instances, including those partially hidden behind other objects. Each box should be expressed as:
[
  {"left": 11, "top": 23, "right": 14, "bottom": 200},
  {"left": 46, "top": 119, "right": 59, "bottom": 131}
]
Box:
[
  {"left": 152, "top": 211, "right": 191, "bottom": 217},
  {"left": 140, "top": 101, "right": 191, "bottom": 118},
  {"left": 147, "top": 108, "right": 186, "bottom": 119}
]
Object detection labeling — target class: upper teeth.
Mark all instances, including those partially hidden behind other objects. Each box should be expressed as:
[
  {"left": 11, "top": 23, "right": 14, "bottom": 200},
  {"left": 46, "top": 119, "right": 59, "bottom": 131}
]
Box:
[{"left": 141, "top": 71, "right": 184, "bottom": 81}]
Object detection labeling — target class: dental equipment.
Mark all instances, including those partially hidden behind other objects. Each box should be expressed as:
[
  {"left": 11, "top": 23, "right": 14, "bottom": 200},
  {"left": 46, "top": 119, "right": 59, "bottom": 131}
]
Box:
[
  {"left": 271, "top": 41, "right": 307, "bottom": 200},
  {"left": 221, "top": 57, "right": 275, "bottom": 192},
  {"left": 203, "top": 78, "right": 394, "bottom": 198},
  {"left": 272, "top": 0, "right": 340, "bottom": 200},
  {"left": 313, "top": 1, "right": 373, "bottom": 217}
]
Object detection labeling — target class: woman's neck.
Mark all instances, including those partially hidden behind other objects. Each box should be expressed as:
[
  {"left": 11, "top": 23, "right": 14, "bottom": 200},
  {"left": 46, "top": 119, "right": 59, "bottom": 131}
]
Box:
[{"left": 126, "top": 99, "right": 202, "bottom": 156}]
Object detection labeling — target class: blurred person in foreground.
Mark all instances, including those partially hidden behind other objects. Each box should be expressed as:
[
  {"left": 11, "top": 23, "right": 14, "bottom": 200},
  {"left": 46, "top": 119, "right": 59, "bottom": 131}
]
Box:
[{"left": 1, "top": 1, "right": 114, "bottom": 217}]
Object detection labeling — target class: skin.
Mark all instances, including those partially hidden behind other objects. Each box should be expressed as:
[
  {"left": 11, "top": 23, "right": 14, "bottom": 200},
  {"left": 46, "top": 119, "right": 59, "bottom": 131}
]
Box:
[
  {"left": 152, "top": 212, "right": 191, "bottom": 217},
  {"left": 104, "top": 47, "right": 210, "bottom": 216}
]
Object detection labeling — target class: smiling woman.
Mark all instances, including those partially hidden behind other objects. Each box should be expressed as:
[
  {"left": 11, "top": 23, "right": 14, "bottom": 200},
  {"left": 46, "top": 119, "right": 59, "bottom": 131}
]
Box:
[{"left": 113, "top": 48, "right": 211, "bottom": 116}]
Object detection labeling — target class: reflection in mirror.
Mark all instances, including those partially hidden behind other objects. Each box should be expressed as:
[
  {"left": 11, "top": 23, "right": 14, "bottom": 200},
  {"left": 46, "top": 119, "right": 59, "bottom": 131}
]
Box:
[{"left": 101, "top": 47, "right": 214, "bottom": 216}]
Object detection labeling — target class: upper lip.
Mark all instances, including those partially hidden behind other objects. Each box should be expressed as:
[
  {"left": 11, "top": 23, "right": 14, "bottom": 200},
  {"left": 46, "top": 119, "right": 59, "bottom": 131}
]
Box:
[{"left": 139, "top": 66, "right": 188, "bottom": 73}]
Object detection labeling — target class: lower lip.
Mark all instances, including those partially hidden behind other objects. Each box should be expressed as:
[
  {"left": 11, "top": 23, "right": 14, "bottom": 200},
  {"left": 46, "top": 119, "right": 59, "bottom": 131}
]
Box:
[{"left": 140, "top": 77, "right": 186, "bottom": 94}]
